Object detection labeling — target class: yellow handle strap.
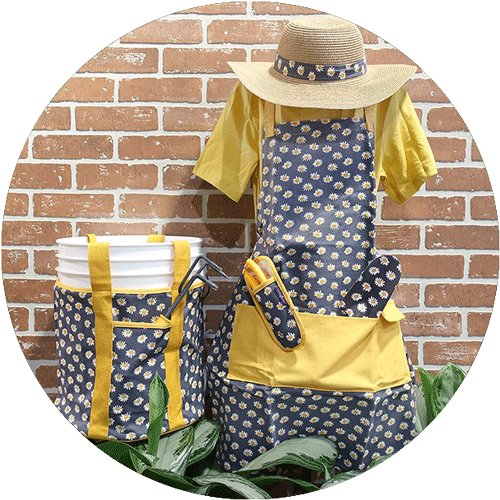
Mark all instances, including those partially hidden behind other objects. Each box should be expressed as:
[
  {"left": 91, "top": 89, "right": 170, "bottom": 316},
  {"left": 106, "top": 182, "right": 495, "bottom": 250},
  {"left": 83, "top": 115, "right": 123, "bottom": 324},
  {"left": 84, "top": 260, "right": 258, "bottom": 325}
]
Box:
[
  {"left": 147, "top": 234, "right": 165, "bottom": 243},
  {"left": 364, "top": 105, "right": 375, "bottom": 132},
  {"left": 164, "top": 240, "right": 191, "bottom": 431},
  {"left": 86, "top": 234, "right": 114, "bottom": 440}
]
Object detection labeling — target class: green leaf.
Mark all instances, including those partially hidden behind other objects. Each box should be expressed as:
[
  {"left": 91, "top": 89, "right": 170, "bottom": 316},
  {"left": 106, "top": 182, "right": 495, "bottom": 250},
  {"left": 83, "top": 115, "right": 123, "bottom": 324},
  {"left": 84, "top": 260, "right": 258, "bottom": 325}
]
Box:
[
  {"left": 418, "top": 366, "right": 437, "bottom": 423},
  {"left": 368, "top": 454, "right": 391, "bottom": 468},
  {"left": 186, "top": 419, "right": 221, "bottom": 467},
  {"left": 249, "top": 475, "right": 320, "bottom": 493},
  {"left": 186, "top": 451, "right": 224, "bottom": 478},
  {"left": 155, "top": 424, "right": 195, "bottom": 475},
  {"left": 193, "top": 473, "right": 272, "bottom": 499},
  {"left": 414, "top": 384, "right": 428, "bottom": 434},
  {"left": 147, "top": 373, "right": 170, "bottom": 457},
  {"left": 237, "top": 436, "right": 338, "bottom": 476},
  {"left": 432, "top": 363, "right": 466, "bottom": 414},
  {"left": 321, "top": 470, "right": 362, "bottom": 488},
  {"left": 143, "top": 467, "right": 197, "bottom": 491},
  {"left": 98, "top": 441, "right": 155, "bottom": 471}
]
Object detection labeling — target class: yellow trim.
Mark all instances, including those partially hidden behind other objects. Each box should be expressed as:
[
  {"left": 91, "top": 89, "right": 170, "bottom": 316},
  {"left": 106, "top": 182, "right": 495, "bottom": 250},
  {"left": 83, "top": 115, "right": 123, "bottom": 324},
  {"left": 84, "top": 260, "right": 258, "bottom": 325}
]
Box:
[
  {"left": 164, "top": 240, "right": 191, "bottom": 431},
  {"left": 227, "top": 300, "right": 412, "bottom": 393},
  {"left": 54, "top": 279, "right": 204, "bottom": 295},
  {"left": 86, "top": 235, "right": 114, "bottom": 440},
  {"left": 147, "top": 234, "right": 166, "bottom": 243}
]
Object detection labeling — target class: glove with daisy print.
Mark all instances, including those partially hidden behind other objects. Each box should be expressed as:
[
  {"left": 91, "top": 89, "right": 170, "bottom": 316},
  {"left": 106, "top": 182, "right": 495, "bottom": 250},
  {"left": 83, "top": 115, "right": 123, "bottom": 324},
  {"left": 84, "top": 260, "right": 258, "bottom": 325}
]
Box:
[{"left": 341, "top": 254, "right": 402, "bottom": 318}]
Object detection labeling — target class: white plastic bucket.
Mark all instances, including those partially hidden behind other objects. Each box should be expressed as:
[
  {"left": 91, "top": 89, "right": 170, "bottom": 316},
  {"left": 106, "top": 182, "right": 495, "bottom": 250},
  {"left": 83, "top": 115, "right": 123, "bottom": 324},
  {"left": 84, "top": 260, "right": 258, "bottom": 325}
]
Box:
[{"left": 56, "top": 235, "right": 203, "bottom": 289}]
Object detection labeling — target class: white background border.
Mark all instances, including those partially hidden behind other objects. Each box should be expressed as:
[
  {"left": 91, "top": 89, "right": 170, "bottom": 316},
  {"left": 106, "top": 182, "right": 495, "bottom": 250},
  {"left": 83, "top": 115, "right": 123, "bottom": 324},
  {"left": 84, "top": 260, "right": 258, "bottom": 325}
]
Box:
[{"left": 1, "top": 1, "right": 497, "bottom": 498}]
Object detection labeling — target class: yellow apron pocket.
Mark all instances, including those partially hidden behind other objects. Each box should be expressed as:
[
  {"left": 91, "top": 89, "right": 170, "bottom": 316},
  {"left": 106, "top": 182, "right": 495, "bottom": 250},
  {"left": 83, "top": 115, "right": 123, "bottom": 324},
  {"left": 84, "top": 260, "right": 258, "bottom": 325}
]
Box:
[{"left": 227, "top": 300, "right": 411, "bottom": 393}]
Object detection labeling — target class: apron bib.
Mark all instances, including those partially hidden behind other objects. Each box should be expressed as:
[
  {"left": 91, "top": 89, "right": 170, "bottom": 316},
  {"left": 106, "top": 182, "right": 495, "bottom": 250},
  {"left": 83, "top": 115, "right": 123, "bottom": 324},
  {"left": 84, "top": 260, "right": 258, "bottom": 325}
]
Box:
[{"left": 207, "top": 112, "right": 416, "bottom": 473}]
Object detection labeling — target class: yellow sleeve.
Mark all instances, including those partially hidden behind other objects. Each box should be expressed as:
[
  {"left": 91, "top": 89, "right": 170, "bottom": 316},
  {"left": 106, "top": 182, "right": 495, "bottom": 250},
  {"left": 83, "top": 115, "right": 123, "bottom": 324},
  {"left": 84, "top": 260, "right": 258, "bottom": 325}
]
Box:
[
  {"left": 193, "top": 81, "right": 260, "bottom": 203},
  {"left": 374, "top": 87, "right": 437, "bottom": 205}
]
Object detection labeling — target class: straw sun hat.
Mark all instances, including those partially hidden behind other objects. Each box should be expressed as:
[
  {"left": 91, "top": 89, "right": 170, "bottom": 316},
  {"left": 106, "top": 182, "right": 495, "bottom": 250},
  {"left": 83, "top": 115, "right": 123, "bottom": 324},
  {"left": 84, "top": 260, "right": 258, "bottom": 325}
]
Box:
[{"left": 229, "top": 16, "right": 416, "bottom": 109}]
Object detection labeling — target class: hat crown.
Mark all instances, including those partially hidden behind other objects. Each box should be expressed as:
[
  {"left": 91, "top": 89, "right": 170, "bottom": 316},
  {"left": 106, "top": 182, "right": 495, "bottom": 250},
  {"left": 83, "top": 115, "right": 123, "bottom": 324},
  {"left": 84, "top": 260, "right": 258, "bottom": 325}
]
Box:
[{"left": 277, "top": 16, "right": 365, "bottom": 66}]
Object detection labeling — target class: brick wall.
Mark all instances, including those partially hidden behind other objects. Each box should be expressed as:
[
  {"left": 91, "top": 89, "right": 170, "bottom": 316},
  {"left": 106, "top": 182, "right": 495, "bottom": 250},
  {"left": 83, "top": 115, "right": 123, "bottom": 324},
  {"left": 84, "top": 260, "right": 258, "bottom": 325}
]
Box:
[{"left": 2, "top": 1, "right": 498, "bottom": 399}]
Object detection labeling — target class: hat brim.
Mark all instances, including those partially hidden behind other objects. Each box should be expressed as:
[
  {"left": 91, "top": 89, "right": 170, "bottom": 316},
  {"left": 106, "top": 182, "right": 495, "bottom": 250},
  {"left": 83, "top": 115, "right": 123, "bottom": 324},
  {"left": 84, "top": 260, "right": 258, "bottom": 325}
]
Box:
[{"left": 228, "top": 61, "right": 416, "bottom": 109}]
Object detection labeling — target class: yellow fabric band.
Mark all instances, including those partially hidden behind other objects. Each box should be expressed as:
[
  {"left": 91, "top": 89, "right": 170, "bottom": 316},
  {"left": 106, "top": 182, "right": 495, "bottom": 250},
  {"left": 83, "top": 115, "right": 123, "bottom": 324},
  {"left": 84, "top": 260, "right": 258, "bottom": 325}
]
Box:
[
  {"left": 86, "top": 234, "right": 114, "bottom": 440},
  {"left": 147, "top": 234, "right": 165, "bottom": 243},
  {"left": 228, "top": 300, "right": 411, "bottom": 393},
  {"left": 164, "top": 240, "right": 191, "bottom": 431}
]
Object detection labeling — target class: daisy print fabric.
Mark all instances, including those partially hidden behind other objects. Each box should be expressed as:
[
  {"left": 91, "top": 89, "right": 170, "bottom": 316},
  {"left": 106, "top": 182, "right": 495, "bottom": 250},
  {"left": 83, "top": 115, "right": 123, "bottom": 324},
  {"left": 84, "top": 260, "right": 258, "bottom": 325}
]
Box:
[
  {"left": 206, "top": 116, "right": 417, "bottom": 473},
  {"left": 54, "top": 285, "right": 205, "bottom": 441}
]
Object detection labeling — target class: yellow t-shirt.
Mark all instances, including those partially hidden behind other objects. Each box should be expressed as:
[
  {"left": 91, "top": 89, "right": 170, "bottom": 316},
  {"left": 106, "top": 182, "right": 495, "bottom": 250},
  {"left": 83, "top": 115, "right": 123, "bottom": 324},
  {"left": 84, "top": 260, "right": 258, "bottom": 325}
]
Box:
[{"left": 194, "top": 81, "right": 437, "bottom": 206}]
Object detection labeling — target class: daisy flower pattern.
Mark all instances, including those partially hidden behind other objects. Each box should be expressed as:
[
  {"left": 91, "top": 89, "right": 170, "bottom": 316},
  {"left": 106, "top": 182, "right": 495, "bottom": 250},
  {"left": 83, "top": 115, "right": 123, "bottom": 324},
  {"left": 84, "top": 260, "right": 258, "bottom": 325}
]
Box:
[
  {"left": 54, "top": 286, "right": 205, "bottom": 441},
  {"left": 206, "top": 115, "right": 417, "bottom": 474}
]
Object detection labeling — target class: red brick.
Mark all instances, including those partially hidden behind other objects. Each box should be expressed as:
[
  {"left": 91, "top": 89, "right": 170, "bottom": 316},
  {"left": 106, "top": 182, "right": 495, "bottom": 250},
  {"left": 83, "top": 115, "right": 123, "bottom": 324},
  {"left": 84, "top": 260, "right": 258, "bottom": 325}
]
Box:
[
  {"left": 17, "top": 334, "right": 57, "bottom": 360},
  {"left": 405, "top": 79, "right": 449, "bottom": 103},
  {"left": 207, "top": 194, "right": 254, "bottom": 219},
  {"left": 78, "top": 47, "right": 158, "bottom": 73},
  {"left": 163, "top": 107, "right": 223, "bottom": 131},
  {"left": 204, "top": 280, "right": 237, "bottom": 305},
  {"left": 382, "top": 196, "right": 465, "bottom": 220},
  {"left": 405, "top": 340, "right": 419, "bottom": 366},
  {"left": 427, "top": 107, "right": 467, "bottom": 132},
  {"left": 469, "top": 254, "right": 499, "bottom": 278},
  {"left": 205, "top": 308, "right": 224, "bottom": 337},
  {"left": 208, "top": 19, "right": 287, "bottom": 44},
  {"left": 8, "top": 307, "right": 29, "bottom": 331},
  {"left": 34, "top": 250, "right": 58, "bottom": 275},
  {"left": 19, "top": 140, "right": 28, "bottom": 159},
  {"left": 472, "top": 141, "right": 482, "bottom": 162},
  {"left": 4, "top": 192, "right": 29, "bottom": 216},
  {"left": 251, "top": 49, "right": 276, "bottom": 62},
  {"left": 33, "top": 134, "right": 113, "bottom": 160},
  {"left": 119, "top": 193, "right": 202, "bottom": 219},
  {"left": 163, "top": 164, "right": 212, "bottom": 190},
  {"left": 470, "top": 196, "right": 497, "bottom": 220},
  {"left": 163, "top": 47, "right": 246, "bottom": 74},
  {"left": 2, "top": 249, "right": 28, "bottom": 274},
  {"left": 76, "top": 106, "right": 158, "bottom": 131},
  {"left": 119, "top": 77, "right": 202, "bottom": 103},
  {"left": 1, "top": 221, "right": 72, "bottom": 245},
  {"left": 52, "top": 77, "right": 115, "bottom": 102},
  {"left": 118, "top": 135, "right": 200, "bottom": 160},
  {"left": 467, "top": 312, "right": 491, "bottom": 337},
  {"left": 34, "top": 193, "right": 114, "bottom": 218},
  {"left": 251, "top": 2, "right": 322, "bottom": 15},
  {"left": 393, "top": 283, "right": 420, "bottom": 308},
  {"left": 35, "top": 308, "right": 55, "bottom": 332},
  {"left": 10, "top": 163, "right": 72, "bottom": 189},
  {"left": 423, "top": 341, "right": 482, "bottom": 365},
  {"left": 396, "top": 254, "right": 464, "bottom": 278},
  {"left": 76, "top": 221, "right": 157, "bottom": 236},
  {"left": 76, "top": 163, "right": 158, "bottom": 189},
  {"left": 425, "top": 283, "right": 496, "bottom": 307},
  {"left": 366, "top": 48, "right": 416, "bottom": 68},
  {"left": 426, "top": 167, "right": 491, "bottom": 191},
  {"left": 427, "top": 137, "right": 466, "bottom": 162},
  {"left": 121, "top": 19, "right": 203, "bottom": 44},
  {"left": 207, "top": 78, "right": 238, "bottom": 102},
  {"left": 375, "top": 224, "right": 420, "bottom": 250},
  {"left": 426, "top": 224, "right": 499, "bottom": 250},
  {"left": 180, "top": 2, "right": 247, "bottom": 14},
  {"left": 4, "top": 279, "right": 55, "bottom": 303},
  {"left": 161, "top": 222, "right": 246, "bottom": 248},
  {"left": 36, "top": 365, "right": 57, "bottom": 389},
  {"left": 33, "top": 107, "right": 71, "bottom": 130},
  {"left": 401, "top": 311, "right": 461, "bottom": 337},
  {"left": 205, "top": 252, "right": 251, "bottom": 277}
]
